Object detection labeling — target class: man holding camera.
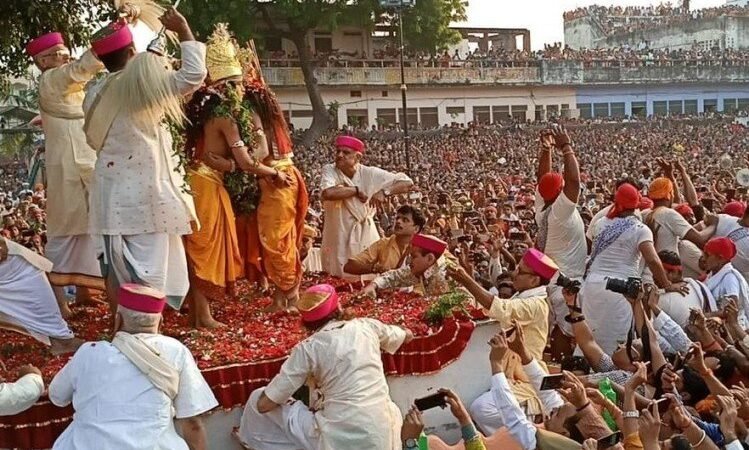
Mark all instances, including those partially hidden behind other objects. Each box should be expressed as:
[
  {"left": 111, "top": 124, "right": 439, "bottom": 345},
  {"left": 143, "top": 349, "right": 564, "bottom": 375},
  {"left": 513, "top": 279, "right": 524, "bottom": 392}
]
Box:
[{"left": 536, "top": 127, "right": 586, "bottom": 338}]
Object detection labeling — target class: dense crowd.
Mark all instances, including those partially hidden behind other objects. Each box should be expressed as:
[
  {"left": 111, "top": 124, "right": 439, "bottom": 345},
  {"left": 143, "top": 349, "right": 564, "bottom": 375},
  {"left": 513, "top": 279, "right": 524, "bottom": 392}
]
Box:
[{"left": 564, "top": 3, "right": 749, "bottom": 38}]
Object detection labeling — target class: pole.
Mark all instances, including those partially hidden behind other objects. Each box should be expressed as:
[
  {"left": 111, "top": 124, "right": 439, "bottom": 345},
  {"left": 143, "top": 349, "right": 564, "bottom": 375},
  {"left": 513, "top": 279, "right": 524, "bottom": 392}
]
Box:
[{"left": 398, "top": 4, "right": 411, "bottom": 175}]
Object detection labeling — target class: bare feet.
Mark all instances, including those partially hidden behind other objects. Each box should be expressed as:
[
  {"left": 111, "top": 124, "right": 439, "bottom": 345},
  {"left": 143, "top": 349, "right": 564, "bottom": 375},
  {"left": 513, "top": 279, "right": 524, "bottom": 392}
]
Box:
[
  {"left": 58, "top": 300, "right": 74, "bottom": 320},
  {"left": 193, "top": 316, "right": 226, "bottom": 329},
  {"left": 50, "top": 337, "right": 84, "bottom": 355},
  {"left": 263, "top": 291, "right": 287, "bottom": 313},
  {"left": 75, "top": 287, "right": 106, "bottom": 306}
]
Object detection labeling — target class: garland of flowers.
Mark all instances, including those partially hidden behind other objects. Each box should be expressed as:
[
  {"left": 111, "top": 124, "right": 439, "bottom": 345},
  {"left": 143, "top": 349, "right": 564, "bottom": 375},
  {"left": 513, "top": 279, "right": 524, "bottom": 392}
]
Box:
[{"left": 423, "top": 288, "right": 471, "bottom": 324}]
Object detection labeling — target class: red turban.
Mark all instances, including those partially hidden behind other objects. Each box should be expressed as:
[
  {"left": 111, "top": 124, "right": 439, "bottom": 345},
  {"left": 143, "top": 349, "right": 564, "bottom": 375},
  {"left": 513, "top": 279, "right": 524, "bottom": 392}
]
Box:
[
  {"left": 538, "top": 172, "right": 564, "bottom": 202},
  {"left": 674, "top": 203, "right": 694, "bottom": 218},
  {"left": 704, "top": 237, "right": 737, "bottom": 261},
  {"left": 638, "top": 197, "right": 654, "bottom": 211},
  {"left": 723, "top": 201, "right": 747, "bottom": 218},
  {"left": 607, "top": 183, "right": 641, "bottom": 219}
]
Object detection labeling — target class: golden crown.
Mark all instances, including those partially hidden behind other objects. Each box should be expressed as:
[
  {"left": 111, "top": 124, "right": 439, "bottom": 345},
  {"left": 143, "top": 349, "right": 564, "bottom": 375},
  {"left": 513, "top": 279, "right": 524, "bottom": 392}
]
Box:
[
  {"left": 237, "top": 39, "right": 265, "bottom": 85},
  {"left": 206, "top": 23, "right": 243, "bottom": 82}
]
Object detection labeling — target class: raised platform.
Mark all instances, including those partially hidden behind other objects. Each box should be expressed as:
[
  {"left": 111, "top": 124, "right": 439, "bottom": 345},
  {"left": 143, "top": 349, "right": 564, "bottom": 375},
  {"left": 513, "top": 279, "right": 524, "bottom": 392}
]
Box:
[{"left": 0, "top": 276, "right": 489, "bottom": 449}]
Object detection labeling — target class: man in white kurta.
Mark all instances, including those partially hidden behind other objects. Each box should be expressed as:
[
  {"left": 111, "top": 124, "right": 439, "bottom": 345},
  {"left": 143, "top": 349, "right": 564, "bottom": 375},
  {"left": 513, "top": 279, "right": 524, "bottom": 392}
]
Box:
[
  {"left": 320, "top": 135, "right": 412, "bottom": 278},
  {"left": 84, "top": 13, "right": 206, "bottom": 310},
  {"left": 26, "top": 32, "right": 105, "bottom": 306},
  {"left": 48, "top": 284, "right": 218, "bottom": 450},
  {"left": 0, "top": 237, "right": 77, "bottom": 354},
  {"left": 238, "top": 284, "right": 410, "bottom": 450},
  {"left": 0, "top": 365, "right": 44, "bottom": 416}
]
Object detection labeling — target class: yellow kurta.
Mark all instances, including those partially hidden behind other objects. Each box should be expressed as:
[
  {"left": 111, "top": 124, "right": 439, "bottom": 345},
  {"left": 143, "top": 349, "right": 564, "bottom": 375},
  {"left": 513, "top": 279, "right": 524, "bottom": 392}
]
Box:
[
  {"left": 38, "top": 50, "right": 103, "bottom": 237},
  {"left": 184, "top": 164, "right": 243, "bottom": 291}
]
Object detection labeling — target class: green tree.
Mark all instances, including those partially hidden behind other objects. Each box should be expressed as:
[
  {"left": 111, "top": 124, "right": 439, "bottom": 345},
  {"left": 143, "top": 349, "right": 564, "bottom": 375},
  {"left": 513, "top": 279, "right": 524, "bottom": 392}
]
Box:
[
  {"left": 181, "top": 0, "right": 466, "bottom": 145},
  {"left": 0, "top": 0, "right": 112, "bottom": 80}
]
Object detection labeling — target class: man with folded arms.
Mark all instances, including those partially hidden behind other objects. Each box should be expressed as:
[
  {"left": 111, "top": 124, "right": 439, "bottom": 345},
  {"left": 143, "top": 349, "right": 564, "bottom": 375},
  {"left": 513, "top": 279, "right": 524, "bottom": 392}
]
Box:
[{"left": 49, "top": 284, "right": 218, "bottom": 449}]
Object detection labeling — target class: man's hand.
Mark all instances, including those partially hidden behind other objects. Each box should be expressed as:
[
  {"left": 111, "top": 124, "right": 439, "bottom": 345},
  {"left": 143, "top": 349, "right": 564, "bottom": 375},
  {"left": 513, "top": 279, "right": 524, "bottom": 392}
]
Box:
[
  {"left": 159, "top": 7, "right": 193, "bottom": 41},
  {"left": 558, "top": 371, "right": 588, "bottom": 409},
  {"left": 638, "top": 404, "right": 661, "bottom": 446},
  {"left": 401, "top": 406, "right": 424, "bottom": 441},
  {"left": 661, "top": 366, "right": 680, "bottom": 392},
  {"left": 362, "top": 283, "right": 377, "bottom": 298},
  {"left": 670, "top": 404, "right": 694, "bottom": 432},
  {"left": 562, "top": 288, "right": 578, "bottom": 310},
  {"left": 731, "top": 382, "right": 749, "bottom": 420},
  {"left": 646, "top": 284, "right": 661, "bottom": 311},
  {"left": 539, "top": 130, "right": 554, "bottom": 150},
  {"left": 446, "top": 264, "right": 472, "bottom": 286},
  {"left": 550, "top": 125, "right": 572, "bottom": 149},
  {"left": 626, "top": 361, "right": 649, "bottom": 390},
  {"left": 205, "top": 152, "right": 233, "bottom": 172},
  {"left": 656, "top": 157, "right": 674, "bottom": 179},
  {"left": 439, "top": 388, "right": 471, "bottom": 426},
  {"left": 507, "top": 320, "right": 531, "bottom": 365},
  {"left": 488, "top": 331, "right": 509, "bottom": 374},
  {"left": 581, "top": 438, "right": 597, "bottom": 450},
  {"left": 17, "top": 364, "right": 42, "bottom": 379},
  {"left": 716, "top": 395, "right": 739, "bottom": 443},
  {"left": 665, "top": 281, "right": 689, "bottom": 296},
  {"left": 725, "top": 298, "right": 740, "bottom": 326},
  {"left": 273, "top": 170, "right": 293, "bottom": 188},
  {"left": 585, "top": 388, "right": 608, "bottom": 407},
  {"left": 369, "top": 190, "right": 387, "bottom": 208},
  {"left": 355, "top": 188, "right": 369, "bottom": 203},
  {"left": 688, "top": 342, "right": 709, "bottom": 375},
  {"left": 0, "top": 237, "right": 7, "bottom": 263}
]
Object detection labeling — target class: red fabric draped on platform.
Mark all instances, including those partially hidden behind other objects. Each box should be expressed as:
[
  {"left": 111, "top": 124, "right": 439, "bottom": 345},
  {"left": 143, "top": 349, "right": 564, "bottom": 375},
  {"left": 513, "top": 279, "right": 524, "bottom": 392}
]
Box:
[{"left": 0, "top": 317, "right": 475, "bottom": 449}]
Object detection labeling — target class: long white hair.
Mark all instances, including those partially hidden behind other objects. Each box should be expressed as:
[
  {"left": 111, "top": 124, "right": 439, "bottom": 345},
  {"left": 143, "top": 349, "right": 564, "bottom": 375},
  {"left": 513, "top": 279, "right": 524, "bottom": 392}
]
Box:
[{"left": 110, "top": 51, "right": 186, "bottom": 127}]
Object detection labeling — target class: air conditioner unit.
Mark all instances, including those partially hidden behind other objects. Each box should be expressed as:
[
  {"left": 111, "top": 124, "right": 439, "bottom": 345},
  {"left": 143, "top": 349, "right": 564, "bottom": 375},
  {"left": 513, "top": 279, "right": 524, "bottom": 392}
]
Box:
[{"left": 378, "top": 0, "right": 416, "bottom": 7}]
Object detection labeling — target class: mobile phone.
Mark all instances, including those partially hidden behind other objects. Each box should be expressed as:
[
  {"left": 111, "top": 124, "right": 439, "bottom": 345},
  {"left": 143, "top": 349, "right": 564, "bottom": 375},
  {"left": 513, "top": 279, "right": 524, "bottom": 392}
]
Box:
[
  {"left": 540, "top": 374, "right": 565, "bottom": 391},
  {"left": 414, "top": 392, "right": 447, "bottom": 411},
  {"left": 672, "top": 352, "right": 684, "bottom": 371},
  {"left": 652, "top": 397, "right": 672, "bottom": 414},
  {"left": 597, "top": 431, "right": 622, "bottom": 449},
  {"left": 510, "top": 231, "right": 525, "bottom": 240}
]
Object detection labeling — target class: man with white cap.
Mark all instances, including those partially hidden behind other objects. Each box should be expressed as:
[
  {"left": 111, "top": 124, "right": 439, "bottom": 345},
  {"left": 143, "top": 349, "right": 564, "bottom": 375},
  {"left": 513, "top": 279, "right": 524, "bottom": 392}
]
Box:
[
  {"left": 49, "top": 284, "right": 218, "bottom": 449},
  {"left": 26, "top": 26, "right": 108, "bottom": 314},
  {"left": 320, "top": 135, "right": 413, "bottom": 278},
  {"left": 238, "top": 283, "right": 413, "bottom": 449},
  {"left": 0, "top": 236, "right": 80, "bottom": 355}
]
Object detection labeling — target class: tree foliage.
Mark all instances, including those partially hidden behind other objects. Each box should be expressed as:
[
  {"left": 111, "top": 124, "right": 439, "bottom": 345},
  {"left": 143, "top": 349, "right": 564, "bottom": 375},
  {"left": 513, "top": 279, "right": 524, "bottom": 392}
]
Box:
[{"left": 0, "top": 0, "right": 112, "bottom": 80}]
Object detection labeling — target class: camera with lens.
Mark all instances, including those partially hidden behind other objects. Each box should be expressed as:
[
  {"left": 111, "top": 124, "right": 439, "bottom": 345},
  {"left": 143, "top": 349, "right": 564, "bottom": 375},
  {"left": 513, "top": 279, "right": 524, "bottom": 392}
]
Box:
[
  {"left": 556, "top": 273, "right": 581, "bottom": 295},
  {"left": 605, "top": 277, "right": 642, "bottom": 299}
]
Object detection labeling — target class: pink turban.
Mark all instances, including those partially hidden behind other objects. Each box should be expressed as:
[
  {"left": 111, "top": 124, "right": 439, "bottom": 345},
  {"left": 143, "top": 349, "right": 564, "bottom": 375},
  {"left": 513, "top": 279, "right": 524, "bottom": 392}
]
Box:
[
  {"left": 335, "top": 135, "right": 365, "bottom": 153},
  {"left": 299, "top": 284, "right": 339, "bottom": 323},
  {"left": 118, "top": 283, "right": 166, "bottom": 314},
  {"left": 412, "top": 234, "right": 448, "bottom": 257},
  {"left": 26, "top": 32, "right": 64, "bottom": 57},
  {"left": 522, "top": 248, "right": 559, "bottom": 281},
  {"left": 92, "top": 20, "right": 133, "bottom": 57}
]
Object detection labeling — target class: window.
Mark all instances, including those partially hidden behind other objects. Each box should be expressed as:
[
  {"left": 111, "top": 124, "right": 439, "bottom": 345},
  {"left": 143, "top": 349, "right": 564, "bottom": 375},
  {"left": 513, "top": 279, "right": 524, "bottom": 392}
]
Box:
[
  {"left": 704, "top": 99, "right": 718, "bottom": 113},
  {"left": 724, "top": 98, "right": 738, "bottom": 112},
  {"left": 346, "top": 109, "right": 368, "bottom": 127},
  {"left": 376, "top": 108, "right": 397, "bottom": 126},
  {"left": 291, "top": 109, "right": 313, "bottom": 118},
  {"left": 547, "top": 105, "right": 559, "bottom": 118},
  {"left": 420, "top": 107, "right": 439, "bottom": 128},
  {"left": 492, "top": 105, "right": 510, "bottom": 122},
  {"left": 510, "top": 105, "right": 527, "bottom": 122},
  {"left": 314, "top": 35, "right": 333, "bottom": 53},
  {"left": 684, "top": 100, "right": 698, "bottom": 115},
  {"left": 350, "top": 90, "right": 362, "bottom": 98},
  {"left": 610, "top": 102, "right": 625, "bottom": 118},
  {"left": 398, "top": 108, "right": 418, "bottom": 129},
  {"left": 264, "top": 37, "right": 283, "bottom": 52},
  {"left": 738, "top": 98, "right": 749, "bottom": 112},
  {"left": 446, "top": 106, "right": 465, "bottom": 116},
  {"left": 577, "top": 103, "right": 592, "bottom": 119},
  {"left": 593, "top": 103, "right": 609, "bottom": 118},
  {"left": 473, "top": 106, "right": 491, "bottom": 124},
  {"left": 668, "top": 100, "right": 683, "bottom": 115},
  {"left": 631, "top": 101, "right": 646, "bottom": 118},
  {"left": 653, "top": 101, "right": 668, "bottom": 116},
  {"left": 534, "top": 105, "right": 544, "bottom": 122},
  {"left": 381, "top": 91, "right": 389, "bottom": 97}
]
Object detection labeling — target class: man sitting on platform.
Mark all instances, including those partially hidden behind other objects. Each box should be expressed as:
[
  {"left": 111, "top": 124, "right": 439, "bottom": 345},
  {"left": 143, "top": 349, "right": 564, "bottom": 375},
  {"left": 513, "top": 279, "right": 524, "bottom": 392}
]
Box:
[
  {"left": 48, "top": 284, "right": 218, "bottom": 449},
  {"left": 361, "top": 233, "right": 454, "bottom": 297},
  {"left": 446, "top": 248, "right": 557, "bottom": 435},
  {"left": 0, "top": 236, "right": 80, "bottom": 355},
  {"left": 344, "top": 204, "right": 425, "bottom": 276},
  {"left": 238, "top": 283, "right": 413, "bottom": 449}
]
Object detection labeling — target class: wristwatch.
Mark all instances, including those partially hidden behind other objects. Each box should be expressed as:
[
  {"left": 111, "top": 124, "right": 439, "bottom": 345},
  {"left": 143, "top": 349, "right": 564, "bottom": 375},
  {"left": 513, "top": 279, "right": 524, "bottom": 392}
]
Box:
[
  {"left": 404, "top": 438, "right": 419, "bottom": 449},
  {"left": 383, "top": 188, "right": 392, "bottom": 196},
  {"left": 623, "top": 410, "right": 640, "bottom": 419}
]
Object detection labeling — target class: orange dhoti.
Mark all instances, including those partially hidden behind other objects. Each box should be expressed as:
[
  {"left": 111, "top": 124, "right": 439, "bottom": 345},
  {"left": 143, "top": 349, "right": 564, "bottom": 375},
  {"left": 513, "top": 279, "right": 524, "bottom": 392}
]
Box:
[
  {"left": 239, "top": 163, "right": 308, "bottom": 291},
  {"left": 184, "top": 164, "right": 244, "bottom": 292}
]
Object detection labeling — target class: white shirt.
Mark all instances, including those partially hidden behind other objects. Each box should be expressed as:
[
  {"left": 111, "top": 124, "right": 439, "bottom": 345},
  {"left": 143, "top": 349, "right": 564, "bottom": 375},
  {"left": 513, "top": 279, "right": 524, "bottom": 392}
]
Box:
[
  {"left": 264, "top": 318, "right": 407, "bottom": 450},
  {"left": 0, "top": 374, "right": 44, "bottom": 416},
  {"left": 589, "top": 217, "right": 653, "bottom": 278},
  {"left": 679, "top": 240, "right": 704, "bottom": 280},
  {"left": 88, "top": 42, "right": 206, "bottom": 236},
  {"left": 643, "top": 207, "right": 693, "bottom": 254},
  {"left": 658, "top": 278, "right": 716, "bottom": 328},
  {"left": 706, "top": 262, "right": 749, "bottom": 327},
  {"left": 490, "top": 373, "right": 537, "bottom": 450},
  {"left": 535, "top": 191, "right": 586, "bottom": 277},
  {"left": 715, "top": 214, "right": 749, "bottom": 278},
  {"left": 49, "top": 334, "right": 218, "bottom": 450},
  {"left": 522, "top": 359, "right": 564, "bottom": 413},
  {"left": 653, "top": 309, "right": 692, "bottom": 354}
]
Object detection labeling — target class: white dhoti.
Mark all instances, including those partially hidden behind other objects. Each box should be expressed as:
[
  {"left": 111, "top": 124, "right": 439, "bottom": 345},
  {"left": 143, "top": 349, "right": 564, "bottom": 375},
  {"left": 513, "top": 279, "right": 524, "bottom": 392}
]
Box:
[
  {"left": 238, "top": 388, "right": 318, "bottom": 450},
  {"left": 0, "top": 255, "right": 73, "bottom": 345},
  {"left": 102, "top": 233, "right": 189, "bottom": 309},
  {"left": 580, "top": 274, "right": 633, "bottom": 356},
  {"left": 46, "top": 234, "right": 104, "bottom": 290}
]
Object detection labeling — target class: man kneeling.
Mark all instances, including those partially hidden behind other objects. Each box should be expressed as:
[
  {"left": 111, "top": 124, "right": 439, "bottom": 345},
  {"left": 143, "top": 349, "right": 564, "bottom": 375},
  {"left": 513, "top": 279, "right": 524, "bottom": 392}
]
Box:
[
  {"left": 49, "top": 284, "right": 218, "bottom": 449},
  {"left": 238, "top": 283, "right": 413, "bottom": 449},
  {"left": 0, "top": 236, "right": 80, "bottom": 355}
]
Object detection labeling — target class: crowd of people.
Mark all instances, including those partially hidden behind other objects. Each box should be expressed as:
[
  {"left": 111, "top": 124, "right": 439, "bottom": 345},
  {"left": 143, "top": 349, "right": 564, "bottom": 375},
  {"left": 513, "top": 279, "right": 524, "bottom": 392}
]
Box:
[
  {"left": 564, "top": 3, "right": 749, "bottom": 38},
  {"left": 5, "top": 2, "right": 749, "bottom": 450}
]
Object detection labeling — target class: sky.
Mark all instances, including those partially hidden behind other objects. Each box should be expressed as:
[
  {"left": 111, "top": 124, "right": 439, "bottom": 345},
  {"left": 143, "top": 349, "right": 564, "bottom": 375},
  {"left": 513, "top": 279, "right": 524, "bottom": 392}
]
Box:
[{"left": 457, "top": 0, "right": 726, "bottom": 50}]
